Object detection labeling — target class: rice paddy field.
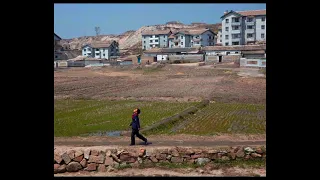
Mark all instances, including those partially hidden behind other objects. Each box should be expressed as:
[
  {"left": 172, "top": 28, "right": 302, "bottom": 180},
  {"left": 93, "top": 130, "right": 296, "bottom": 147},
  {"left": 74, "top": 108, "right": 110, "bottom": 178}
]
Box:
[{"left": 54, "top": 65, "right": 266, "bottom": 137}]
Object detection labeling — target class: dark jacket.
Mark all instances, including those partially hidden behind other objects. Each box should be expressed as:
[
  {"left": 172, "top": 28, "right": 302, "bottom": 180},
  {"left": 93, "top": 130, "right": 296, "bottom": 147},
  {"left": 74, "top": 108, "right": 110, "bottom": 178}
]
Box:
[{"left": 130, "top": 113, "right": 140, "bottom": 130}]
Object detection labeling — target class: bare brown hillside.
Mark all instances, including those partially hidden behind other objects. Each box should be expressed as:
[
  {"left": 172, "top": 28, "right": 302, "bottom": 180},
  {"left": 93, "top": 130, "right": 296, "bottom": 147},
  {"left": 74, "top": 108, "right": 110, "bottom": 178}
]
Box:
[{"left": 59, "top": 23, "right": 221, "bottom": 55}]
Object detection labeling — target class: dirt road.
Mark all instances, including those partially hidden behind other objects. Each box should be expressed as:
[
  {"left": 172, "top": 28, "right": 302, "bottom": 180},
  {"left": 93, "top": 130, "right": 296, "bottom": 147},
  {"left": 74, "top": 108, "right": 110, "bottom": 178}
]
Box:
[{"left": 54, "top": 134, "right": 266, "bottom": 147}]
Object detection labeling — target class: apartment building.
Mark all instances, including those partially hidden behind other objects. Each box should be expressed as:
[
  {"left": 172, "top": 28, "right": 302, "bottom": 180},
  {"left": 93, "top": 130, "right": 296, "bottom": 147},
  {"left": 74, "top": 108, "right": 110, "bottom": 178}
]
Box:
[
  {"left": 142, "top": 30, "right": 172, "bottom": 50},
  {"left": 81, "top": 41, "right": 119, "bottom": 60},
  {"left": 221, "top": 9, "right": 266, "bottom": 46},
  {"left": 168, "top": 29, "right": 215, "bottom": 48},
  {"left": 215, "top": 26, "right": 222, "bottom": 45}
]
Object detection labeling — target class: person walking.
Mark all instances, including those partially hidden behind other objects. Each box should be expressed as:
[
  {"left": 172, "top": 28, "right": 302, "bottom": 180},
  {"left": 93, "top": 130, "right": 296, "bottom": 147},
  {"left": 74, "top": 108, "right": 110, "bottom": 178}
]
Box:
[{"left": 129, "top": 108, "right": 148, "bottom": 145}]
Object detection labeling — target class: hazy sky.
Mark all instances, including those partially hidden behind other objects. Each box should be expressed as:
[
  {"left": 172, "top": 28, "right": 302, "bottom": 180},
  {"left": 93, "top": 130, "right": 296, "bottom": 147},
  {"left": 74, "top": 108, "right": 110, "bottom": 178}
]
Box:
[{"left": 54, "top": 3, "right": 266, "bottom": 39}]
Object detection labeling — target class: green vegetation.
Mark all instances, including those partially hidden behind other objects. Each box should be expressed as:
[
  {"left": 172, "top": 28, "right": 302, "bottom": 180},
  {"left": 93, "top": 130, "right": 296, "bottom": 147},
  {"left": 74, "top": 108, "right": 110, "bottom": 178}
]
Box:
[
  {"left": 137, "top": 159, "right": 265, "bottom": 169},
  {"left": 145, "top": 102, "right": 266, "bottom": 135},
  {"left": 54, "top": 99, "right": 197, "bottom": 137}
]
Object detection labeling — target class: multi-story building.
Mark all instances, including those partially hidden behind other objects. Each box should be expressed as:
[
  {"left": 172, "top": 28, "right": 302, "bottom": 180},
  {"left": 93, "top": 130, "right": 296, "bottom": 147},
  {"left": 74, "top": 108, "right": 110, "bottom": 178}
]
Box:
[
  {"left": 215, "top": 26, "right": 222, "bottom": 45},
  {"left": 168, "top": 29, "right": 215, "bottom": 48},
  {"left": 54, "top": 33, "right": 62, "bottom": 60},
  {"left": 81, "top": 41, "right": 119, "bottom": 60},
  {"left": 221, "top": 9, "right": 266, "bottom": 46},
  {"left": 142, "top": 30, "right": 172, "bottom": 50}
]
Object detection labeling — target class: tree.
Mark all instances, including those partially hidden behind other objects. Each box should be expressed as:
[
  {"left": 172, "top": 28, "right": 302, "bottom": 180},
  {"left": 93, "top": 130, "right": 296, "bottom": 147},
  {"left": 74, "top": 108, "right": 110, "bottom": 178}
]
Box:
[{"left": 95, "top": 27, "right": 100, "bottom": 36}]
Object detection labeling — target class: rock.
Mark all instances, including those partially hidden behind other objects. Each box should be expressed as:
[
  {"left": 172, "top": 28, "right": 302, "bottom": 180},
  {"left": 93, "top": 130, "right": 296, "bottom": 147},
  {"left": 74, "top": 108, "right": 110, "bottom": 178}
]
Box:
[
  {"left": 199, "top": 169, "right": 204, "bottom": 173},
  {"left": 73, "top": 155, "right": 84, "bottom": 162},
  {"left": 98, "top": 164, "right": 106, "bottom": 172},
  {"left": 207, "top": 153, "right": 218, "bottom": 160},
  {"left": 67, "top": 150, "right": 75, "bottom": 159},
  {"left": 80, "top": 159, "right": 87, "bottom": 168},
  {"left": 54, "top": 152, "right": 63, "bottom": 164},
  {"left": 166, "top": 155, "right": 172, "bottom": 160},
  {"left": 255, "top": 148, "right": 263, "bottom": 154},
  {"left": 107, "top": 166, "right": 115, "bottom": 172},
  {"left": 117, "top": 149, "right": 125, "bottom": 156},
  {"left": 111, "top": 154, "right": 121, "bottom": 163},
  {"left": 88, "top": 154, "right": 105, "bottom": 164},
  {"left": 84, "top": 149, "right": 90, "bottom": 159},
  {"left": 156, "top": 153, "right": 167, "bottom": 160},
  {"left": 113, "top": 162, "right": 120, "bottom": 168},
  {"left": 244, "top": 147, "right": 255, "bottom": 154},
  {"left": 186, "top": 149, "right": 195, "bottom": 155},
  {"left": 144, "top": 159, "right": 152, "bottom": 164},
  {"left": 251, "top": 153, "right": 262, "bottom": 158},
  {"left": 187, "top": 159, "right": 195, "bottom": 164},
  {"left": 61, "top": 152, "right": 71, "bottom": 164},
  {"left": 74, "top": 150, "right": 84, "bottom": 158},
  {"left": 160, "top": 149, "right": 168, "bottom": 154},
  {"left": 131, "top": 161, "right": 139, "bottom": 168},
  {"left": 120, "top": 153, "right": 136, "bottom": 163},
  {"left": 171, "top": 157, "right": 183, "bottom": 163},
  {"left": 54, "top": 164, "right": 60, "bottom": 174},
  {"left": 91, "top": 149, "right": 99, "bottom": 156},
  {"left": 66, "top": 162, "right": 82, "bottom": 172},
  {"left": 171, "top": 149, "right": 179, "bottom": 157},
  {"left": 221, "top": 156, "right": 230, "bottom": 161},
  {"left": 55, "top": 164, "right": 66, "bottom": 173},
  {"left": 106, "top": 150, "right": 112, "bottom": 157},
  {"left": 150, "top": 156, "right": 158, "bottom": 163},
  {"left": 244, "top": 155, "right": 252, "bottom": 160},
  {"left": 145, "top": 149, "right": 153, "bottom": 157},
  {"left": 207, "top": 150, "right": 218, "bottom": 154},
  {"left": 236, "top": 149, "right": 245, "bottom": 158},
  {"left": 85, "top": 163, "right": 97, "bottom": 171},
  {"left": 191, "top": 154, "right": 202, "bottom": 159},
  {"left": 196, "top": 158, "right": 211, "bottom": 166},
  {"left": 105, "top": 156, "right": 114, "bottom": 166},
  {"left": 228, "top": 152, "right": 236, "bottom": 160}
]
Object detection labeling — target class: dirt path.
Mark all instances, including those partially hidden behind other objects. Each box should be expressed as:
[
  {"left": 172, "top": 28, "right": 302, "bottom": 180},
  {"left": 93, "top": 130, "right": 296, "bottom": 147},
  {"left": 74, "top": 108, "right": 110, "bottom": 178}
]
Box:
[
  {"left": 54, "top": 167, "right": 266, "bottom": 177},
  {"left": 54, "top": 134, "right": 266, "bottom": 147}
]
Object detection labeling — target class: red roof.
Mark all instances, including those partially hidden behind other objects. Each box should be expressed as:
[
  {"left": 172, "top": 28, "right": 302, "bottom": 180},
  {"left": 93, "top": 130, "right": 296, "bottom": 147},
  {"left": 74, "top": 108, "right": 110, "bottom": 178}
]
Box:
[{"left": 236, "top": 9, "right": 266, "bottom": 16}]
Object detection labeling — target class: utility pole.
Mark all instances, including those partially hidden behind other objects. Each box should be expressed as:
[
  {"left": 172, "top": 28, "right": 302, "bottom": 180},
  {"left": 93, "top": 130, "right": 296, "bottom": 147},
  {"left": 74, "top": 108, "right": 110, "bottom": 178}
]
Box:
[{"left": 95, "top": 27, "right": 100, "bottom": 36}]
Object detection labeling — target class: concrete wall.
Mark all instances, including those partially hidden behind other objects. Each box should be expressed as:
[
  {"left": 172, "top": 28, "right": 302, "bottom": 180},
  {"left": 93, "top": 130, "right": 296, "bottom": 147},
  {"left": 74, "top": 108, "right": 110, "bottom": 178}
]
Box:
[
  {"left": 168, "top": 54, "right": 203, "bottom": 62},
  {"left": 205, "top": 55, "right": 241, "bottom": 63},
  {"left": 240, "top": 58, "right": 266, "bottom": 68},
  {"left": 205, "top": 50, "right": 240, "bottom": 56},
  {"left": 54, "top": 146, "right": 266, "bottom": 174}
]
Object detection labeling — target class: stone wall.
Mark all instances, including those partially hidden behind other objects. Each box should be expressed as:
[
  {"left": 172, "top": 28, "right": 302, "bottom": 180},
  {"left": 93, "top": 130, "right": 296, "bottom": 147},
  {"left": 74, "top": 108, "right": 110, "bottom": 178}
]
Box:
[{"left": 54, "top": 146, "right": 266, "bottom": 174}]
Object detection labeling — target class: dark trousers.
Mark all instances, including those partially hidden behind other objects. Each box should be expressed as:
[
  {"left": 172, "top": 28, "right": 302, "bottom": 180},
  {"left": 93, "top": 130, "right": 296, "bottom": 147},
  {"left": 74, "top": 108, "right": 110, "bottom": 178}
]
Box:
[{"left": 131, "top": 128, "right": 147, "bottom": 145}]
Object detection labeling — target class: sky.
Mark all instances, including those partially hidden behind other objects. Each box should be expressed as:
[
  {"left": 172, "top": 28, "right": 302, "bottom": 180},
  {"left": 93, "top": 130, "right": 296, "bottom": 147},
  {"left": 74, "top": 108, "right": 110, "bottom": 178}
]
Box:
[{"left": 54, "top": 3, "right": 266, "bottom": 39}]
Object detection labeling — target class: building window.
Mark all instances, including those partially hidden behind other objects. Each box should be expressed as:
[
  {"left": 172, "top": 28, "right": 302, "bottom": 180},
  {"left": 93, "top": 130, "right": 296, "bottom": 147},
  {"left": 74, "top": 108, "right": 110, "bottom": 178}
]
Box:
[
  {"left": 262, "top": 17, "right": 265, "bottom": 21},
  {"left": 235, "top": 52, "right": 239, "bottom": 54},
  {"left": 164, "top": 40, "right": 166, "bottom": 42},
  {"left": 232, "top": 26, "right": 240, "bottom": 30},
  {"left": 247, "top": 18, "right": 253, "bottom": 22},
  {"left": 225, "top": 42, "right": 229, "bottom": 46},
  {"left": 96, "top": 53, "right": 100, "bottom": 56},
  {"left": 84, "top": 49, "right": 86, "bottom": 51},
  {"left": 181, "top": 36, "right": 183, "bottom": 39},
  {"left": 144, "top": 46, "right": 146, "bottom": 50},
  {"left": 155, "top": 35, "right": 159, "bottom": 38},
  {"left": 225, "top": 27, "right": 229, "bottom": 31},
  {"left": 225, "top": 19, "right": 229, "bottom": 23},
  {"left": 55, "top": 55, "right": 58, "bottom": 58},
  {"left": 261, "top": 25, "right": 265, "bottom": 29},
  {"left": 181, "top": 42, "right": 183, "bottom": 45},
  {"left": 150, "top": 40, "right": 153, "bottom": 43},
  {"left": 155, "top": 39, "right": 158, "bottom": 42},
  {"left": 247, "top": 25, "right": 253, "bottom": 29},
  {"left": 232, "top": 34, "right": 240, "bottom": 39},
  {"left": 261, "top": 33, "right": 265, "bottom": 38},
  {"left": 226, "top": 52, "right": 230, "bottom": 55},
  {"left": 247, "top": 33, "right": 253, "bottom": 38},
  {"left": 143, "top": 41, "right": 146, "bottom": 43},
  {"left": 233, "top": 17, "right": 240, "bottom": 22},
  {"left": 232, "top": 42, "right": 239, "bottom": 45},
  {"left": 225, "top": 35, "right": 229, "bottom": 40},
  {"left": 220, "top": 40, "right": 222, "bottom": 42}
]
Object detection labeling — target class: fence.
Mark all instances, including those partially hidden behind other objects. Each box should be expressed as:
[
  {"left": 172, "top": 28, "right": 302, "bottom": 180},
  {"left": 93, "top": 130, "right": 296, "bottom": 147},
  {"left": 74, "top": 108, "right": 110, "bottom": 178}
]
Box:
[{"left": 240, "top": 58, "right": 266, "bottom": 68}]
